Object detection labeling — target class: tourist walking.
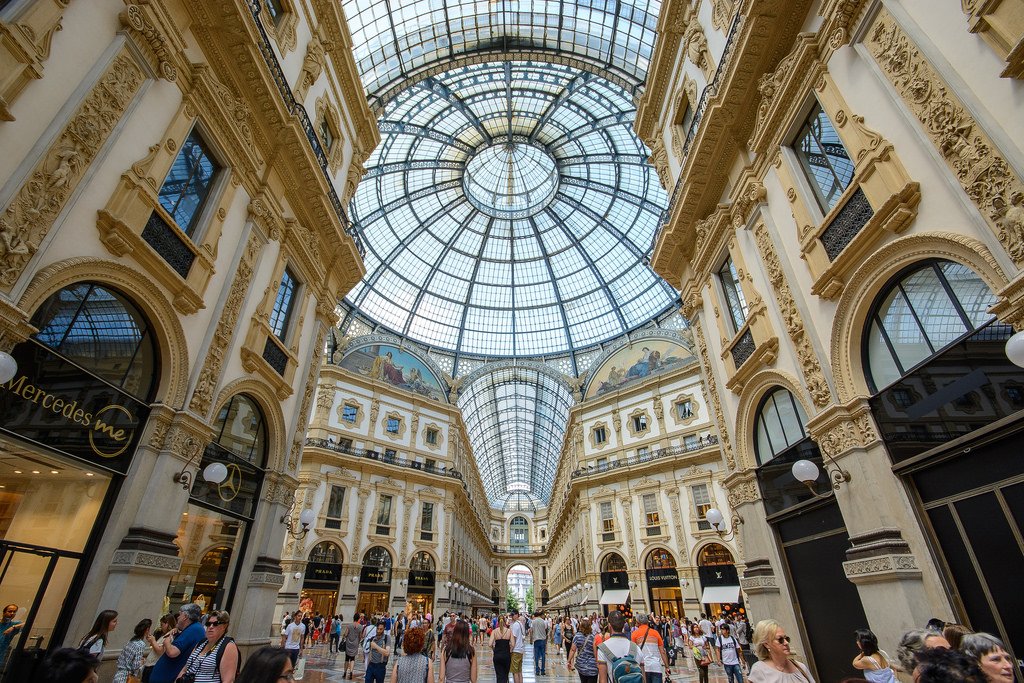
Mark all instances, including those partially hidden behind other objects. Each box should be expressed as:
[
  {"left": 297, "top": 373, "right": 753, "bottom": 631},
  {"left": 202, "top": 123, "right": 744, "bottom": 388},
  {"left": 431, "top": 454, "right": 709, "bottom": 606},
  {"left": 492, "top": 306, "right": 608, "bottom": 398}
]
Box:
[
  {"left": 567, "top": 620, "right": 598, "bottom": 683},
  {"left": 440, "top": 621, "right": 476, "bottom": 683},
  {"left": 176, "top": 610, "right": 239, "bottom": 683},
  {"left": 690, "top": 623, "right": 711, "bottom": 683},
  {"left": 343, "top": 614, "right": 363, "bottom": 678},
  {"left": 716, "top": 623, "right": 743, "bottom": 683},
  {"left": 852, "top": 628, "right": 895, "bottom": 683},
  {"left": 392, "top": 627, "right": 434, "bottom": 683},
  {"left": 365, "top": 620, "right": 393, "bottom": 683},
  {"left": 150, "top": 604, "right": 206, "bottom": 683},
  {"left": 79, "top": 610, "right": 118, "bottom": 660},
  {"left": 489, "top": 616, "right": 514, "bottom": 683},
  {"left": 531, "top": 612, "right": 548, "bottom": 675}
]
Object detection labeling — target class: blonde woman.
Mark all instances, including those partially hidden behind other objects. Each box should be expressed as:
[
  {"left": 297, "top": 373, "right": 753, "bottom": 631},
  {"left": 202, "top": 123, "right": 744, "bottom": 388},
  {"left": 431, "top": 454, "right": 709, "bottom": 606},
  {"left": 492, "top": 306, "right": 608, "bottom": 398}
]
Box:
[
  {"left": 748, "top": 620, "right": 815, "bottom": 683},
  {"left": 489, "top": 616, "right": 514, "bottom": 683}
]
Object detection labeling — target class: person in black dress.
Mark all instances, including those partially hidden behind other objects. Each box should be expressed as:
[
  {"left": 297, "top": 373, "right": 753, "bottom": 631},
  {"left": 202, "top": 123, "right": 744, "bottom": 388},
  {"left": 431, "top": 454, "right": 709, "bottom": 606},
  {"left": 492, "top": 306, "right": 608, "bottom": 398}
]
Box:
[{"left": 489, "top": 616, "right": 515, "bottom": 683}]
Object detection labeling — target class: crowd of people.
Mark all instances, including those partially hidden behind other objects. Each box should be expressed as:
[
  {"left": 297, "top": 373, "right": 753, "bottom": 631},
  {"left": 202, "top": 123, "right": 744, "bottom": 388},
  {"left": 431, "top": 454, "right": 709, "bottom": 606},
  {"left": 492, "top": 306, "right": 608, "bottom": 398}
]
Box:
[{"left": 30, "top": 603, "right": 1016, "bottom": 683}]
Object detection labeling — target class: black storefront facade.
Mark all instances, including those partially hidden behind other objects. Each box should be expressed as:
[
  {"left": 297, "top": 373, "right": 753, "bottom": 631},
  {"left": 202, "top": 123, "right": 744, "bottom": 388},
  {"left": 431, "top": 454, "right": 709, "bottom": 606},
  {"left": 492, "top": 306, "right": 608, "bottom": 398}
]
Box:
[
  {"left": 869, "top": 322, "right": 1024, "bottom": 679},
  {"left": 0, "top": 335, "right": 151, "bottom": 681}
]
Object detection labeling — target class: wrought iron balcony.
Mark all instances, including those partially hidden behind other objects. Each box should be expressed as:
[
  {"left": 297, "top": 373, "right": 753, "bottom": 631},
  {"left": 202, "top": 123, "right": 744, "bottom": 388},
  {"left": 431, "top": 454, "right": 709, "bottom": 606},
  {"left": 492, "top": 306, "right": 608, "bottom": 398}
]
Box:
[
  {"left": 570, "top": 435, "right": 719, "bottom": 479},
  {"left": 304, "top": 437, "right": 463, "bottom": 480},
  {"left": 491, "top": 544, "right": 548, "bottom": 555}
]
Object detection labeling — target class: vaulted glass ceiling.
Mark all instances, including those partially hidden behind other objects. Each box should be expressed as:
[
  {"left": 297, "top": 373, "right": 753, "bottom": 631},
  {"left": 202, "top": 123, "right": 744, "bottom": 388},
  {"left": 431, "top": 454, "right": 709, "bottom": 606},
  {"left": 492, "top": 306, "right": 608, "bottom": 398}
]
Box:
[
  {"left": 340, "top": 0, "right": 663, "bottom": 107},
  {"left": 457, "top": 366, "right": 574, "bottom": 508},
  {"left": 345, "top": 60, "right": 676, "bottom": 359},
  {"left": 339, "top": 0, "right": 677, "bottom": 510}
]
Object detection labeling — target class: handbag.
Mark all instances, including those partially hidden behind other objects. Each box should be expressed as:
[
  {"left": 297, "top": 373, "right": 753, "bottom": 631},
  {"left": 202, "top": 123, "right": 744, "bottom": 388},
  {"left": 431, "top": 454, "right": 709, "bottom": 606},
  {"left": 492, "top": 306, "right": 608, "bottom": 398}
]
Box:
[{"left": 127, "top": 676, "right": 141, "bottom": 683}]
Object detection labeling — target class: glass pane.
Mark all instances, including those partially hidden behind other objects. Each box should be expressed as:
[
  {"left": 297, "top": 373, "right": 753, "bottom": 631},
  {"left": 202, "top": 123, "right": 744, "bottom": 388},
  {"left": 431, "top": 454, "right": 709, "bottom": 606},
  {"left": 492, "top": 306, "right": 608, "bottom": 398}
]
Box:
[
  {"left": 29, "top": 284, "right": 157, "bottom": 400},
  {"left": 876, "top": 287, "right": 932, "bottom": 373},
  {"left": 719, "top": 258, "right": 748, "bottom": 331},
  {"left": 376, "top": 496, "right": 392, "bottom": 525},
  {"left": 759, "top": 397, "right": 789, "bottom": 460},
  {"left": 214, "top": 395, "right": 266, "bottom": 466},
  {"left": 901, "top": 266, "right": 968, "bottom": 350},
  {"left": 327, "top": 486, "right": 346, "bottom": 518},
  {"left": 794, "top": 105, "right": 853, "bottom": 213},
  {"left": 773, "top": 390, "right": 805, "bottom": 447},
  {"left": 938, "top": 261, "right": 996, "bottom": 328},
  {"left": 158, "top": 130, "right": 220, "bottom": 236},
  {"left": 269, "top": 269, "right": 297, "bottom": 339},
  {"left": 166, "top": 504, "right": 244, "bottom": 614},
  {"left": 866, "top": 319, "right": 903, "bottom": 391},
  {"left": 0, "top": 447, "right": 112, "bottom": 554}
]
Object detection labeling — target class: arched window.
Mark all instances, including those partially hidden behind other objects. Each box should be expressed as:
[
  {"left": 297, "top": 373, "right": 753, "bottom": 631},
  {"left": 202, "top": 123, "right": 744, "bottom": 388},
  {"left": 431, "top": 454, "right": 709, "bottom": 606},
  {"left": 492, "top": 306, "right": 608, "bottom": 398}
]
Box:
[
  {"left": 754, "top": 388, "right": 810, "bottom": 465},
  {"left": 363, "top": 546, "right": 392, "bottom": 568},
  {"left": 410, "top": 551, "right": 435, "bottom": 571},
  {"left": 213, "top": 395, "right": 267, "bottom": 467},
  {"left": 602, "top": 553, "right": 627, "bottom": 572},
  {"left": 30, "top": 283, "right": 158, "bottom": 400},
  {"left": 864, "top": 260, "right": 998, "bottom": 392},
  {"left": 698, "top": 543, "right": 734, "bottom": 566},
  {"left": 510, "top": 516, "right": 529, "bottom": 553},
  {"left": 309, "top": 541, "right": 342, "bottom": 564},
  {"left": 646, "top": 548, "right": 676, "bottom": 569}
]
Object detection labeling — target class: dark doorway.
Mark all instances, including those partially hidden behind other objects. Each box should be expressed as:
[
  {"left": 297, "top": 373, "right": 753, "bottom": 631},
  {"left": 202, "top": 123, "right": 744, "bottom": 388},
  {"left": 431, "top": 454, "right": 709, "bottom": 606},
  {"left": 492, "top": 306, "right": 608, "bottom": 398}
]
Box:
[{"left": 776, "top": 500, "right": 868, "bottom": 682}]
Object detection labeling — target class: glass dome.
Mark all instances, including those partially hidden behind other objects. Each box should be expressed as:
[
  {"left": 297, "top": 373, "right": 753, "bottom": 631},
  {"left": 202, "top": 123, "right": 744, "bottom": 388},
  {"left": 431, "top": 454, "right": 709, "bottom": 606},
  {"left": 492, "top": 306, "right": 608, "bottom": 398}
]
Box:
[{"left": 346, "top": 60, "right": 677, "bottom": 358}]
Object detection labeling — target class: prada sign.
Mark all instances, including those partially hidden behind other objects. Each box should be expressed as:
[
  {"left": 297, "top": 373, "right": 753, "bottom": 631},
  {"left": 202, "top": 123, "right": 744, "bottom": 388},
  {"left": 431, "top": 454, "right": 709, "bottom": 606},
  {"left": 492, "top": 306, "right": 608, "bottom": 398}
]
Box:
[
  {"left": 0, "top": 341, "right": 148, "bottom": 474},
  {"left": 408, "top": 570, "right": 435, "bottom": 593},
  {"left": 304, "top": 562, "right": 343, "bottom": 587},
  {"left": 360, "top": 566, "right": 391, "bottom": 584},
  {"left": 645, "top": 567, "right": 680, "bottom": 588}
]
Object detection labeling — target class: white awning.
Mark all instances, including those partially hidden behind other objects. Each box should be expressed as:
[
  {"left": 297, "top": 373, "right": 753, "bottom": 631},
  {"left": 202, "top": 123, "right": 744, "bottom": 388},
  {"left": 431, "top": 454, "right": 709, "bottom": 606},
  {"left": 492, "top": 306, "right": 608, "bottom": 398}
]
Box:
[
  {"left": 599, "top": 589, "right": 631, "bottom": 605},
  {"left": 700, "top": 585, "right": 741, "bottom": 604}
]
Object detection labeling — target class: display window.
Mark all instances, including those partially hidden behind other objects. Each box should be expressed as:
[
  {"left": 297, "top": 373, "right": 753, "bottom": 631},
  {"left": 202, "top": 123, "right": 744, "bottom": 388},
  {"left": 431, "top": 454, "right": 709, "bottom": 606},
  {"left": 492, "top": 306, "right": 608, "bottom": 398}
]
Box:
[{"left": 164, "top": 503, "right": 245, "bottom": 615}]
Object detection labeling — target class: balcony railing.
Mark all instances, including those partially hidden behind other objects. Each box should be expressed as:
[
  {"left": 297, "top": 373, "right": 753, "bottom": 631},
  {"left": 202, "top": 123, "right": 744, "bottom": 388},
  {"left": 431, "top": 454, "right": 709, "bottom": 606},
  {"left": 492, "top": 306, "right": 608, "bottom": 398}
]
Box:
[
  {"left": 570, "top": 435, "right": 719, "bottom": 479},
  {"left": 491, "top": 544, "right": 547, "bottom": 555},
  {"left": 304, "top": 438, "right": 463, "bottom": 480}
]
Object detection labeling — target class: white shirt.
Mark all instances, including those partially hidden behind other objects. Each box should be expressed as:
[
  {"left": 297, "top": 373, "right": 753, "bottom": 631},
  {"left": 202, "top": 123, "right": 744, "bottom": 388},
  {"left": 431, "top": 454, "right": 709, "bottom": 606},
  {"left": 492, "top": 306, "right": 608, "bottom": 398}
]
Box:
[
  {"left": 718, "top": 636, "right": 740, "bottom": 666},
  {"left": 284, "top": 622, "right": 305, "bottom": 650},
  {"left": 699, "top": 619, "right": 713, "bottom": 637},
  {"left": 596, "top": 634, "right": 637, "bottom": 665},
  {"left": 511, "top": 620, "right": 526, "bottom": 653}
]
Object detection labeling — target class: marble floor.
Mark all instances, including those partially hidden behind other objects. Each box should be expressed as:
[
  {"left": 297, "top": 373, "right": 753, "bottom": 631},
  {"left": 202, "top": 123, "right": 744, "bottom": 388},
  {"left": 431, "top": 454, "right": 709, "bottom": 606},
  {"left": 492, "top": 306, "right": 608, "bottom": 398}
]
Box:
[{"left": 295, "top": 636, "right": 744, "bottom": 683}]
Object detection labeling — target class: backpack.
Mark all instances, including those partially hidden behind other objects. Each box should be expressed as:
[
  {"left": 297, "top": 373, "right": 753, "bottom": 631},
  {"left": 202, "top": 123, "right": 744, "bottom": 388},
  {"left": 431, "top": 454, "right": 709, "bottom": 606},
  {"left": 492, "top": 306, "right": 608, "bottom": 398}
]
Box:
[
  {"left": 598, "top": 639, "right": 645, "bottom": 683},
  {"left": 215, "top": 636, "right": 242, "bottom": 677}
]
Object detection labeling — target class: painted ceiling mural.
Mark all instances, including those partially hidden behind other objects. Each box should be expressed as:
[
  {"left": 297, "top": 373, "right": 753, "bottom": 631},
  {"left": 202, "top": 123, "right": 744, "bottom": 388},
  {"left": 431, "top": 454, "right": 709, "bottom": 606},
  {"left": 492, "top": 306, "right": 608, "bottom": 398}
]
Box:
[
  {"left": 585, "top": 339, "right": 694, "bottom": 400},
  {"left": 341, "top": 344, "right": 446, "bottom": 402}
]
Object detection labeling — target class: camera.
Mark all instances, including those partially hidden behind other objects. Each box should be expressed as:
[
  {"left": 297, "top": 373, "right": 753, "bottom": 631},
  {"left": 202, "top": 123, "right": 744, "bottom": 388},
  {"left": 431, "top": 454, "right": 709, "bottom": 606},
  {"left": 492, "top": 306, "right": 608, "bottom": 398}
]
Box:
[{"left": 177, "top": 674, "right": 196, "bottom": 683}]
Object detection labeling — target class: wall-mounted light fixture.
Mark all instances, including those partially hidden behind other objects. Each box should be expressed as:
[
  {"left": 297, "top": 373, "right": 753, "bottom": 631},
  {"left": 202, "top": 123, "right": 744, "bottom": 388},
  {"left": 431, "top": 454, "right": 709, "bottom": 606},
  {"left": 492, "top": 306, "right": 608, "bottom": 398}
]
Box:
[
  {"left": 281, "top": 494, "right": 316, "bottom": 539},
  {"left": 0, "top": 350, "right": 18, "bottom": 384},
  {"left": 791, "top": 453, "right": 851, "bottom": 499},
  {"left": 704, "top": 507, "right": 743, "bottom": 541},
  {"left": 172, "top": 438, "right": 227, "bottom": 491}
]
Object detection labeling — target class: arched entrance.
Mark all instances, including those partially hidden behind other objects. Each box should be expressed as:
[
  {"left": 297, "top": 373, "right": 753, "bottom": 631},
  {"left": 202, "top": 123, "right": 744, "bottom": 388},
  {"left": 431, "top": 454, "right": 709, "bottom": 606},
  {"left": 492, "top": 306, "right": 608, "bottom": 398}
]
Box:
[
  {"left": 645, "top": 548, "right": 683, "bottom": 618},
  {"left": 302, "top": 541, "right": 343, "bottom": 616},
  {"left": 599, "top": 552, "right": 630, "bottom": 616},
  {"left": 407, "top": 551, "right": 436, "bottom": 616},
  {"left": 506, "top": 564, "right": 534, "bottom": 613},
  {"left": 697, "top": 543, "right": 741, "bottom": 619},
  {"left": 358, "top": 546, "right": 393, "bottom": 615}
]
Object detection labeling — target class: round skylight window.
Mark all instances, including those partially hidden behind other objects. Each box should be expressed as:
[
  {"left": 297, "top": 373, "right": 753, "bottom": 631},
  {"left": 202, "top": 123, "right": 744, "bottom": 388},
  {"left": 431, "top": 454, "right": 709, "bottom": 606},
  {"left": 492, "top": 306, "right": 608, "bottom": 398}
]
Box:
[{"left": 463, "top": 140, "right": 559, "bottom": 218}]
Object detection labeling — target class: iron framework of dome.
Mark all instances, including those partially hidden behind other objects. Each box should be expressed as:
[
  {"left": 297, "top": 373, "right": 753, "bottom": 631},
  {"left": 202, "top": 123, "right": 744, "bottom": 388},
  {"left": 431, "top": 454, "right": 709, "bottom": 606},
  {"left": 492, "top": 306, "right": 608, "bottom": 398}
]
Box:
[{"left": 345, "top": 60, "right": 676, "bottom": 361}]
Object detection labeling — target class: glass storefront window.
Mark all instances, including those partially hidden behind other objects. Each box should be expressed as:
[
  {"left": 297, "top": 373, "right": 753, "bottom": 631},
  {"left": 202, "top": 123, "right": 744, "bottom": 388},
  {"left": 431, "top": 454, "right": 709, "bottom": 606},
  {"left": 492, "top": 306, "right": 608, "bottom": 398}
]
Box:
[
  {"left": 164, "top": 504, "right": 245, "bottom": 614},
  {"left": 0, "top": 440, "right": 111, "bottom": 664}
]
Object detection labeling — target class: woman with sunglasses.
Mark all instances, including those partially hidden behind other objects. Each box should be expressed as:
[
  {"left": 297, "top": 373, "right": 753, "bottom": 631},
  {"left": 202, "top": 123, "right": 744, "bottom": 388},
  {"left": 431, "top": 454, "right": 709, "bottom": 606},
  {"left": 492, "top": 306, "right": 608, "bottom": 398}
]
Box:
[
  {"left": 748, "top": 620, "right": 815, "bottom": 683},
  {"left": 177, "top": 611, "right": 239, "bottom": 683}
]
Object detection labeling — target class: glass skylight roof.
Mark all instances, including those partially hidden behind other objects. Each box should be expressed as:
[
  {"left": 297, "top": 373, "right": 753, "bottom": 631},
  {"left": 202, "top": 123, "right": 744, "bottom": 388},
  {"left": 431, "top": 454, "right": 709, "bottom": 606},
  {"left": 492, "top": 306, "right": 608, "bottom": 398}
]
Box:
[
  {"left": 458, "top": 366, "right": 574, "bottom": 508},
  {"left": 346, "top": 60, "right": 677, "bottom": 359},
  {"left": 340, "top": 0, "right": 662, "bottom": 106}
]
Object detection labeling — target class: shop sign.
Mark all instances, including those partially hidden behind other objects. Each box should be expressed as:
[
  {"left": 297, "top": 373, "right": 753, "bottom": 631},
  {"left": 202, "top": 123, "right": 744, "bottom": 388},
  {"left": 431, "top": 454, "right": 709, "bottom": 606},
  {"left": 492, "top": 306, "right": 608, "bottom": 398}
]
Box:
[
  {"left": 0, "top": 341, "right": 148, "bottom": 474},
  {"left": 189, "top": 443, "right": 261, "bottom": 520},
  {"left": 408, "top": 570, "right": 435, "bottom": 593},
  {"left": 305, "top": 562, "right": 343, "bottom": 587},
  {"left": 698, "top": 564, "right": 739, "bottom": 587},
  {"left": 360, "top": 566, "right": 391, "bottom": 584},
  {"left": 600, "top": 570, "right": 628, "bottom": 590},
  {"left": 645, "top": 567, "right": 680, "bottom": 587}
]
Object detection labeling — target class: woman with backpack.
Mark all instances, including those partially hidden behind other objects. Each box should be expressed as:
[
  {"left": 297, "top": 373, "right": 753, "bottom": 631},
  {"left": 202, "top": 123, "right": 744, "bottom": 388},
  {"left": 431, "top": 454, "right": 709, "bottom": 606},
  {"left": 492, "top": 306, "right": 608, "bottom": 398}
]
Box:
[
  {"left": 439, "top": 621, "right": 476, "bottom": 683},
  {"left": 176, "top": 610, "right": 239, "bottom": 683},
  {"left": 79, "top": 610, "right": 118, "bottom": 660},
  {"left": 568, "top": 619, "right": 598, "bottom": 683}
]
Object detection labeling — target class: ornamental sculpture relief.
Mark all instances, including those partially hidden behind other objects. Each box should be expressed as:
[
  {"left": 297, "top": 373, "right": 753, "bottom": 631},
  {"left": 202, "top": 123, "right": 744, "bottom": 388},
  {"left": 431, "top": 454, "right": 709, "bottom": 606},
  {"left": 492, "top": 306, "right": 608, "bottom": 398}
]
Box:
[
  {"left": 753, "top": 224, "right": 832, "bottom": 409},
  {"left": 685, "top": 25, "right": 716, "bottom": 81},
  {"left": 693, "top": 319, "right": 737, "bottom": 470},
  {"left": 0, "top": 52, "right": 144, "bottom": 290},
  {"left": 866, "top": 9, "right": 1024, "bottom": 266}
]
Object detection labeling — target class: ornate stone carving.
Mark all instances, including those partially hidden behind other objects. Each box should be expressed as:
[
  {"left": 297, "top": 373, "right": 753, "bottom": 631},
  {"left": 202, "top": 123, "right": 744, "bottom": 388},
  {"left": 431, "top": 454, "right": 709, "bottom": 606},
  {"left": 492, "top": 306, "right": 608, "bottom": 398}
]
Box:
[
  {"left": 315, "top": 383, "right": 336, "bottom": 418},
  {"left": 694, "top": 320, "right": 736, "bottom": 470},
  {"left": 866, "top": 8, "right": 1024, "bottom": 265},
  {"left": 726, "top": 480, "right": 760, "bottom": 508},
  {"left": 753, "top": 224, "right": 832, "bottom": 408},
  {"left": 648, "top": 137, "right": 672, "bottom": 190},
  {"left": 120, "top": 4, "right": 178, "bottom": 81},
  {"left": 294, "top": 34, "right": 329, "bottom": 101},
  {"left": 0, "top": 51, "right": 144, "bottom": 290},
  {"left": 188, "top": 231, "right": 262, "bottom": 417},
  {"left": 709, "top": 0, "right": 735, "bottom": 31},
  {"left": 290, "top": 323, "right": 329, "bottom": 471},
  {"left": 685, "top": 24, "right": 716, "bottom": 81}
]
